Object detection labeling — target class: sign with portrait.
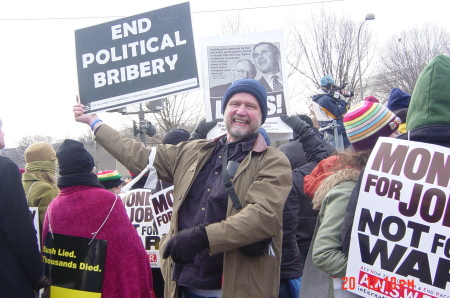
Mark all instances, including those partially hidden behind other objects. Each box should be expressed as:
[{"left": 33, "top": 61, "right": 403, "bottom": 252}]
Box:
[
  {"left": 75, "top": 2, "right": 199, "bottom": 113},
  {"left": 346, "top": 137, "right": 450, "bottom": 298},
  {"left": 200, "top": 30, "right": 292, "bottom": 141}
]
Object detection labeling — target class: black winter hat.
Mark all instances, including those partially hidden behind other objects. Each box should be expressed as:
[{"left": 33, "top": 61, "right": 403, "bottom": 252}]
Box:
[
  {"left": 222, "top": 79, "right": 268, "bottom": 124},
  {"left": 56, "top": 139, "right": 95, "bottom": 175},
  {"left": 162, "top": 129, "right": 190, "bottom": 145}
]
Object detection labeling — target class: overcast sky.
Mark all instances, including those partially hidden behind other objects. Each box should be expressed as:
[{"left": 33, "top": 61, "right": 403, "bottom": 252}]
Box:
[{"left": 1, "top": 0, "right": 448, "bottom": 148}]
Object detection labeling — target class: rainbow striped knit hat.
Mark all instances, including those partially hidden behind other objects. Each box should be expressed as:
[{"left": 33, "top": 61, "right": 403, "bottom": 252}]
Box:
[
  {"left": 344, "top": 100, "right": 401, "bottom": 152},
  {"left": 97, "top": 170, "right": 124, "bottom": 189}
]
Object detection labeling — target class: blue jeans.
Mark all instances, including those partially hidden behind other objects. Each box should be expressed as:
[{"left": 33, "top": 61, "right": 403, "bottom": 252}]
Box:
[
  {"left": 279, "top": 276, "right": 302, "bottom": 298},
  {"left": 323, "top": 132, "right": 344, "bottom": 151},
  {"left": 179, "top": 287, "right": 220, "bottom": 298}
]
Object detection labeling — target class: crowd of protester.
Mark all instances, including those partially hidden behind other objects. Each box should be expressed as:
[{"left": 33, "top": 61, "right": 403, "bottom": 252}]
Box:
[{"left": 0, "top": 54, "right": 448, "bottom": 297}]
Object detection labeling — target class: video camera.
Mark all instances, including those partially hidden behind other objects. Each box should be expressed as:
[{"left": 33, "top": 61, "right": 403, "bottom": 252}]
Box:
[{"left": 329, "top": 82, "right": 354, "bottom": 99}]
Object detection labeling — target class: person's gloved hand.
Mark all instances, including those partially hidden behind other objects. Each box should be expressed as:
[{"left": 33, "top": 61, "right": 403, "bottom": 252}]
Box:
[
  {"left": 189, "top": 119, "right": 218, "bottom": 140},
  {"left": 162, "top": 224, "right": 209, "bottom": 264},
  {"left": 280, "top": 114, "right": 310, "bottom": 135},
  {"left": 32, "top": 276, "right": 51, "bottom": 298}
]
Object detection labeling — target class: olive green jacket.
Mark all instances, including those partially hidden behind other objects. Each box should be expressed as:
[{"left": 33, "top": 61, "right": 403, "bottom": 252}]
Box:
[
  {"left": 95, "top": 124, "right": 292, "bottom": 298},
  {"left": 22, "top": 172, "right": 59, "bottom": 231}
]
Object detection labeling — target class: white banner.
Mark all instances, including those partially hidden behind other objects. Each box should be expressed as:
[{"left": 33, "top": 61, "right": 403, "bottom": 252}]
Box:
[
  {"left": 346, "top": 137, "right": 450, "bottom": 298},
  {"left": 29, "top": 207, "right": 41, "bottom": 249},
  {"left": 120, "top": 186, "right": 173, "bottom": 268}
]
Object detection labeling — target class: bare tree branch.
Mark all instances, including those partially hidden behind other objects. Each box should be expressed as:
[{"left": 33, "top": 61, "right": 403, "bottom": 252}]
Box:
[{"left": 372, "top": 23, "right": 450, "bottom": 100}]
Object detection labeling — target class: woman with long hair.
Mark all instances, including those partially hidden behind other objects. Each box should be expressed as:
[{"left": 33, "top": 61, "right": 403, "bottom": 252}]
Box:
[{"left": 302, "top": 98, "right": 401, "bottom": 298}]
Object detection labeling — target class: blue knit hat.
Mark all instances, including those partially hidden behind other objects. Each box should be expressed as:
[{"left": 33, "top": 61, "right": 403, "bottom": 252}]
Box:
[
  {"left": 222, "top": 79, "right": 268, "bottom": 124},
  {"left": 320, "top": 75, "right": 335, "bottom": 87},
  {"left": 386, "top": 88, "right": 411, "bottom": 112}
]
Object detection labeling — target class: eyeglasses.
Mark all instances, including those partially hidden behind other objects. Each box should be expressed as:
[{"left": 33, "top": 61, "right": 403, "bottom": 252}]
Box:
[{"left": 232, "top": 68, "right": 250, "bottom": 77}]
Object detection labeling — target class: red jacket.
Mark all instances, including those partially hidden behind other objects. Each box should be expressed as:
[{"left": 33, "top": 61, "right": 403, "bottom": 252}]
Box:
[{"left": 43, "top": 185, "right": 154, "bottom": 297}]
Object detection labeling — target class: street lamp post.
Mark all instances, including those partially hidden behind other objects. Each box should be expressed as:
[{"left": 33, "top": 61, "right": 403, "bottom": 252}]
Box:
[
  {"left": 108, "top": 101, "right": 162, "bottom": 145},
  {"left": 357, "top": 13, "right": 375, "bottom": 101}
]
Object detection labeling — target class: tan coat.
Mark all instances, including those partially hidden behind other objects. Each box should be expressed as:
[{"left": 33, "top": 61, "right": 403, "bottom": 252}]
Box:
[
  {"left": 95, "top": 124, "right": 292, "bottom": 298},
  {"left": 22, "top": 172, "right": 59, "bottom": 230}
]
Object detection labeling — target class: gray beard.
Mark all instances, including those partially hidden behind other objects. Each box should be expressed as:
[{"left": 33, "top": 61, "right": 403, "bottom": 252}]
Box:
[{"left": 226, "top": 126, "right": 259, "bottom": 142}]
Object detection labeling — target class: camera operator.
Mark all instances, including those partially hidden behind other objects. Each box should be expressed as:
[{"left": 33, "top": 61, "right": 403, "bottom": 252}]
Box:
[{"left": 311, "top": 75, "right": 351, "bottom": 150}]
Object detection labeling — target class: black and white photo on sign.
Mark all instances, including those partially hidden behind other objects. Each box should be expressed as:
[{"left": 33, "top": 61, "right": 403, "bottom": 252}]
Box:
[{"left": 200, "top": 30, "right": 293, "bottom": 141}]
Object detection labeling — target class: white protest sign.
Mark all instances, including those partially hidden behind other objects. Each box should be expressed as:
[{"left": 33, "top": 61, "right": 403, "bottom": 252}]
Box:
[
  {"left": 29, "top": 207, "right": 41, "bottom": 249},
  {"left": 200, "top": 30, "right": 293, "bottom": 141},
  {"left": 346, "top": 137, "right": 450, "bottom": 298},
  {"left": 120, "top": 186, "right": 173, "bottom": 268}
]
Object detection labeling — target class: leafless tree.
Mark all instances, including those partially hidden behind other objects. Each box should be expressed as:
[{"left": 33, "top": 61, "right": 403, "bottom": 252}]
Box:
[
  {"left": 2, "top": 135, "right": 61, "bottom": 168},
  {"left": 372, "top": 23, "right": 450, "bottom": 100},
  {"left": 75, "top": 129, "right": 117, "bottom": 172},
  {"left": 287, "top": 9, "right": 375, "bottom": 108},
  {"left": 218, "top": 13, "right": 255, "bottom": 36},
  {"left": 145, "top": 91, "right": 204, "bottom": 139}
]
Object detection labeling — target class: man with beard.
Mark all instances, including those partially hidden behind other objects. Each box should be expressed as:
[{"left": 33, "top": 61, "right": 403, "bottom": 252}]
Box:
[
  {"left": 252, "top": 42, "right": 283, "bottom": 92},
  {"left": 72, "top": 78, "right": 292, "bottom": 298}
]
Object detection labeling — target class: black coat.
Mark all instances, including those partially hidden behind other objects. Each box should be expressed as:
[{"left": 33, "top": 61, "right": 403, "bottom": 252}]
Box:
[
  {"left": 279, "top": 130, "right": 335, "bottom": 252},
  {"left": 0, "top": 156, "right": 43, "bottom": 297},
  {"left": 280, "top": 129, "right": 330, "bottom": 279},
  {"left": 278, "top": 131, "right": 336, "bottom": 170}
]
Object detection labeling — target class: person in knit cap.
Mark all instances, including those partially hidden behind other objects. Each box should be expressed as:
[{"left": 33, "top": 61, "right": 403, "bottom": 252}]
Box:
[
  {"left": 162, "top": 128, "right": 190, "bottom": 146},
  {"left": 341, "top": 54, "right": 450, "bottom": 264},
  {"left": 0, "top": 119, "right": 51, "bottom": 296},
  {"left": 22, "top": 142, "right": 59, "bottom": 232},
  {"left": 386, "top": 87, "right": 411, "bottom": 114},
  {"left": 42, "top": 139, "right": 155, "bottom": 297},
  {"left": 97, "top": 170, "right": 125, "bottom": 194},
  {"left": 300, "top": 99, "right": 401, "bottom": 297},
  {"left": 386, "top": 87, "right": 411, "bottom": 134},
  {"left": 342, "top": 99, "right": 402, "bottom": 152},
  {"left": 73, "top": 78, "right": 292, "bottom": 298}
]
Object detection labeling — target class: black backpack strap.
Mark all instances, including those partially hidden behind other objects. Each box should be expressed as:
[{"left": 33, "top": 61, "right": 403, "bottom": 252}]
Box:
[{"left": 221, "top": 144, "right": 243, "bottom": 212}]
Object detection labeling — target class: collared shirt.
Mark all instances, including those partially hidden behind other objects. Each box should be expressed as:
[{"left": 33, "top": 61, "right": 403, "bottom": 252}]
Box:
[
  {"left": 173, "top": 133, "right": 258, "bottom": 290},
  {"left": 262, "top": 71, "right": 283, "bottom": 91}
]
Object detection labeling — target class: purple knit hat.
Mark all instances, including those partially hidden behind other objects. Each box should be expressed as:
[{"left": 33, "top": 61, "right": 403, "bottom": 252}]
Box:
[{"left": 344, "top": 100, "right": 401, "bottom": 152}]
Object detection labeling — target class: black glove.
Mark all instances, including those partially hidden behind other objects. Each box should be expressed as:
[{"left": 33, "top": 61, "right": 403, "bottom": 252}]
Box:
[
  {"left": 162, "top": 224, "right": 209, "bottom": 264},
  {"left": 32, "top": 276, "right": 51, "bottom": 298},
  {"left": 189, "top": 119, "right": 218, "bottom": 140},
  {"left": 280, "top": 114, "right": 310, "bottom": 135},
  {"left": 240, "top": 237, "right": 272, "bottom": 257}
]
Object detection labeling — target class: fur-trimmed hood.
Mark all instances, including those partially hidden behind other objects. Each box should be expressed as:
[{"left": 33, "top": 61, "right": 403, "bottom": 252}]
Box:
[{"left": 312, "top": 168, "right": 360, "bottom": 210}]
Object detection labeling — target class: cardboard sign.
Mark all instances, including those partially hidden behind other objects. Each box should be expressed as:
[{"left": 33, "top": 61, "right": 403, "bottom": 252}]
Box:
[
  {"left": 29, "top": 207, "right": 40, "bottom": 249},
  {"left": 346, "top": 137, "right": 450, "bottom": 298},
  {"left": 75, "top": 2, "right": 199, "bottom": 113},
  {"left": 120, "top": 186, "right": 173, "bottom": 268},
  {"left": 200, "top": 30, "right": 292, "bottom": 141}
]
